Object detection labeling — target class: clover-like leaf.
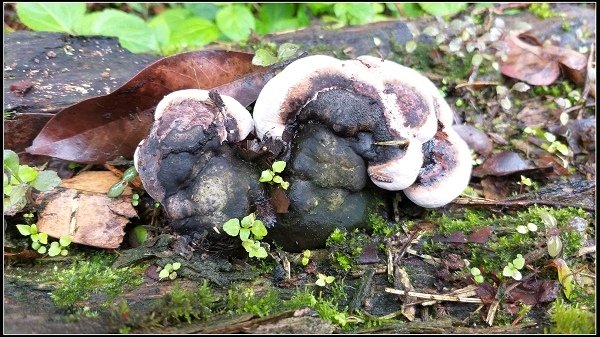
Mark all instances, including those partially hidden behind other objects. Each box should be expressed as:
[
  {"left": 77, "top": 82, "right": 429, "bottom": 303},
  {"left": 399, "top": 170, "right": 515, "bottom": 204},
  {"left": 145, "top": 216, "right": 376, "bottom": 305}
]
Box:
[
  {"left": 30, "top": 224, "right": 38, "bottom": 235},
  {"left": 48, "top": 243, "right": 61, "bottom": 257},
  {"left": 280, "top": 181, "right": 290, "bottom": 190},
  {"left": 31, "top": 233, "right": 40, "bottom": 243},
  {"left": 315, "top": 278, "right": 326, "bottom": 287},
  {"left": 169, "top": 271, "right": 177, "bottom": 280},
  {"left": 272, "top": 175, "right": 283, "bottom": 184},
  {"left": 474, "top": 274, "right": 484, "bottom": 283},
  {"left": 31, "top": 241, "right": 41, "bottom": 250},
  {"left": 31, "top": 170, "right": 61, "bottom": 192},
  {"left": 159, "top": 268, "right": 170, "bottom": 279},
  {"left": 60, "top": 249, "right": 68, "bottom": 256},
  {"left": 16, "top": 224, "right": 32, "bottom": 236},
  {"left": 253, "top": 246, "right": 268, "bottom": 259},
  {"left": 172, "top": 262, "right": 181, "bottom": 271},
  {"left": 547, "top": 235, "right": 563, "bottom": 258},
  {"left": 239, "top": 228, "right": 251, "bottom": 241},
  {"left": 271, "top": 161, "right": 286, "bottom": 173},
  {"left": 18, "top": 165, "right": 38, "bottom": 183},
  {"left": 38, "top": 232, "right": 48, "bottom": 245},
  {"left": 503, "top": 264, "right": 515, "bottom": 277},
  {"left": 223, "top": 218, "right": 241, "bottom": 237},
  {"left": 164, "top": 263, "right": 174, "bottom": 273},
  {"left": 3, "top": 149, "right": 20, "bottom": 176},
  {"left": 277, "top": 43, "right": 299, "bottom": 60},
  {"left": 512, "top": 270, "right": 523, "bottom": 280},
  {"left": 516, "top": 225, "right": 529, "bottom": 234},
  {"left": 37, "top": 246, "right": 47, "bottom": 254},
  {"left": 470, "top": 267, "right": 481, "bottom": 276},
  {"left": 513, "top": 254, "right": 525, "bottom": 270},
  {"left": 252, "top": 49, "right": 279, "bottom": 67},
  {"left": 527, "top": 223, "right": 538, "bottom": 232},
  {"left": 241, "top": 239, "right": 255, "bottom": 253},
  {"left": 241, "top": 213, "right": 254, "bottom": 228},
  {"left": 325, "top": 275, "right": 335, "bottom": 284},
  {"left": 259, "top": 169, "right": 274, "bottom": 182},
  {"left": 251, "top": 220, "right": 267, "bottom": 239}
]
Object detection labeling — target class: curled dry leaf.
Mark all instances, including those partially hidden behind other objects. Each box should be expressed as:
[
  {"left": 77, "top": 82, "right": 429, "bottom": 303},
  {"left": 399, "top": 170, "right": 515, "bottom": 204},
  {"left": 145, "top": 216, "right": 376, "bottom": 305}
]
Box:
[
  {"left": 500, "top": 32, "right": 587, "bottom": 86},
  {"left": 473, "top": 151, "right": 534, "bottom": 177},
  {"left": 26, "top": 50, "right": 286, "bottom": 164}
]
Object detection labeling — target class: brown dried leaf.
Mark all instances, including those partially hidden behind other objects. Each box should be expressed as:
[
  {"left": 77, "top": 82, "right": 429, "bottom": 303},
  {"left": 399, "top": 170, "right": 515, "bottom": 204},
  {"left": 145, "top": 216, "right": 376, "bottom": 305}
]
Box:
[
  {"left": 35, "top": 188, "right": 137, "bottom": 249},
  {"left": 476, "top": 282, "right": 497, "bottom": 304},
  {"left": 500, "top": 32, "right": 587, "bottom": 86},
  {"left": 473, "top": 151, "right": 534, "bottom": 177},
  {"left": 270, "top": 187, "right": 290, "bottom": 214},
  {"left": 480, "top": 176, "right": 513, "bottom": 200},
  {"left": 453, "top": 124, "right": 493, "bottom": 156},
  {"left": 26, "top": 50, "right": 280, "bottom": 164},
  {"left": 506, "top": 279, "right": 559, "bottom": 305},
  {"left": 59, "top": 171, "right": 132, "bottom": 195},
  {"left": 356, "top": 242, "right": 381, "bottom": 264},
  {"left": 467, "top": 226, "right": 492, "bottom": 244}
]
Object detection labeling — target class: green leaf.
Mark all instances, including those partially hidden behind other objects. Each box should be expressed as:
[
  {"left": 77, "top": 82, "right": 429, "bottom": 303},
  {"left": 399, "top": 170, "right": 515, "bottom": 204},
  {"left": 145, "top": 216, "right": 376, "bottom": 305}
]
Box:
[
  {"left": 30, "top": 224, "right": 38, "bottom": 235},
  {"left": 31, "top": 241, "right": 41, "bottom": 250},
  {"left": 3, "top": 149, "right": 20, "bottom": 177},
  {"left": 301, "top": 257, "right": 309, "bottom": 266},
  {"left": 303, "top": 250, "right": 311, "bottom": 258},
  {"left": 18, "top": 165, "right": 38, "bottom": 183},
  {"left": 37, "top": 246, "right": 47, "bottom": 254},
  {"left": 223, "top": 218, "right": 241, "bottom": 236},
  {"left": 59, "top": 236, "right": 72, "bottom": 247},
  {"left": 60, "top": 249, "right": 68, "bottom": 256},
  {"left": 75, "top": 9, "right": 159, "bottom": 54},
  {"left": 548, "top": 236, "right": 563, "bottom": 257},
  {"left": 169, "top": 17, "right": 220, "bottom": 51},
  {"left": 16, "top": 3, "right": 86, "bottom": 35},
  {"left": 527, "top": 223, "right": 538, "bottom": 232},
  {"left": 325, "top": 275, "right": 335, "bottom": 284},
  {"left": 417, "top": 3, "right": 467, "bottom": 16},
  {"left": 31, "top": 170, "right": 61, "bottom": 192},
  {"left": 4, "top": 184, "right": 28, "bottom": 215},
  {"left": 31, "top": 233, "right": 39, "bottom": 243},
  {"left": 271, "top": 161, "right": 287, "bottom": 173},
  {"left": 239, "top": 228, "right": 251, "bottom": 241},
  {"left": 172, "top": 262, "right": 181, "bottom": 271},
  {"left": 405, "top": 40, "right": 417, "bottom": 53},
  {"left": 280, "top": 181, "right": 289, "bottom": 190},
  {"left": 183, "top": 3, "right": 220, "bottom": 20},
  {"left": 396, "top": 3, "right": 426, "bottom": 17},
  {"left": 272, "top": 175, "right": 283, "bottom": 184},
  {"left": 512, "top": 270, "right": 522, "bottom": 280},
  {"left": 334, "top": 3, "right": 378, "bottom": 25},
  {"left": 215, "top": 5, "right": 255, "bottom": 42},
  {"left": 48, "top": 244, "right": 61, "bottom": 257},
  {"left": 503, "top": 265, "right": 514, "bottom": 277},
  {"left": 38, "top": 232, "right": 48, "bottom": 245},
  {"left": 241, "top": 213, "right": 255, "bottom": 228},
  {"left": 277, "top": 43, "right": 299, "bottom": 60},
  {"left": 540, "top": 211, "right": 557, "bottom": 228},
  {"left": 50, "top": 241, "right": 59, "bottom": 247},
  {"left": 255, "top": 4, "right": 299, "bottom": 34},
  {"left": 107, "top": 180, "right": 127, "bottom": 198},
  {"left": 164, "top": 264, "right": 173, "bottom": 273},
  {"left": 553, "top": 258, "right": 574, "bottom": 299},
  {"left": 131, "top": 226, "right": 148, "bottom": 245},
  {"left": 251, "top": 220, "right": 267, "bottom": 239},
  {"left": 470, "top": 267, "right": 481, "bottom": 276},
  {"left": 241, "top": 239, "right": 255, "bottom": 252},
  {"left": 252, "top": 49, "right": 279, "bottom": 67},
  {"left": 259, "top": 169, "right": 274, "bottom": 182},
  {"left": 516, "top": 225, "right": 529, "bottom": 234},
  {"left": 474, "top": 275, "right": 484, "bottom": 283},
  {"left": 169, "top": 271, "right": 177, "bottom": 280},
  {"left": 16, "top": 224, "right": 32, "bottom": 236},
  {"left": 122, "top": 166, "right": 138, "bottom": 182},
  {"left": 513, "top": 254, "right": 525, "bottom": 270},
  {"left": 159, "top": 268, "right": 170, "bottom": 279},
  {"left": 253, "top": 246, "right": 268, "bottom": 259}
]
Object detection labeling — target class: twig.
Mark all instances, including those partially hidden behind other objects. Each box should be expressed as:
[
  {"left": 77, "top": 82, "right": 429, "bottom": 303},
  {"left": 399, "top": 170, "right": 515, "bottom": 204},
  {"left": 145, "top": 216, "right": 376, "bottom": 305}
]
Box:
[
  {"left": 577, "top": 245, "right": 595, "bottom": 257},
  {"left": 384, "top": 288, "right": 483, "bottom": 303},
  {"left": 455, "top": 81, "right": 500, "bottom": 89},
  {"left": 452, "top": 196, "right": 595, "bottom": 212}
]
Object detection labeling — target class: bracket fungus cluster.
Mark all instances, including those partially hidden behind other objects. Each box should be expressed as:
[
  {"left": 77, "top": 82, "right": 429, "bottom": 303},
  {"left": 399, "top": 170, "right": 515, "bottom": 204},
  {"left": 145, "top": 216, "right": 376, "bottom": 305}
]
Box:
[
  {"left": 134, "top": 54, "right": 472, "bottom": 246},
  {"left": 253, "top": 55, "right": 471, "bottom": 208}
]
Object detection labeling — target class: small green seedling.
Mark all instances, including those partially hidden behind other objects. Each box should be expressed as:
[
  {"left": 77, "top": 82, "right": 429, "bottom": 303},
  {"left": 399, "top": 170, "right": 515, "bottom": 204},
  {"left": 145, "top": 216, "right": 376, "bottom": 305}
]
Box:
[
  {"left": 158, "top": 262, "right": 181, "bottom": 280},
  {"left": 502, "top": 254, "right": 525, "bottom": 280},
  {"left": 524, "top": 127, "right": 570, "bottom": 156},
  {"left": 223, "top": 213, "right": 268, "bottom": 259},
  {"left": 516, "top": 222, "right": 538, "bottom": 234},
  {"left": 301, "top": 250, "right": 311, "bottom": 266},
  {"left": 4, "top": 149, "right": 61, "bottom": 215},
  {"left": 470, "top": 267, "right": 484, "bottom": 284},
  {"left": 107, "top": 166, "right": 138, "bottom": 198},
  {"left": 541, "top": 210, "right": 563, "bottom": 258},
  {"left": 131, "top": 193, "right": 140, "bottom": 206},
  {"left": 16, "top": 222, "right": 71, "bottom": 256},
  {"left": 259, "top": 161, "right": 289, "bottom": 190},
  {"left": 315, "top": 273, "right": 335, "bottom": 287},
  {"left": 252, "top": 42, "right": 300, "bottom": 66}
]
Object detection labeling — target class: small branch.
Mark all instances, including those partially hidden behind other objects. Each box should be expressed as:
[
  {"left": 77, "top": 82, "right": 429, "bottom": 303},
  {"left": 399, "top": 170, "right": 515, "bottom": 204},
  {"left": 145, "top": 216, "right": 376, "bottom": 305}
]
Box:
[
  {"left": 452, "top": 196, "right": 595, "bottom": 212},
  {"left": 384, "top": 288, "right": 483, "bottom": 303}
]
